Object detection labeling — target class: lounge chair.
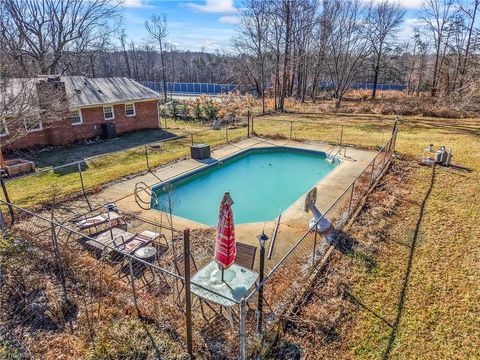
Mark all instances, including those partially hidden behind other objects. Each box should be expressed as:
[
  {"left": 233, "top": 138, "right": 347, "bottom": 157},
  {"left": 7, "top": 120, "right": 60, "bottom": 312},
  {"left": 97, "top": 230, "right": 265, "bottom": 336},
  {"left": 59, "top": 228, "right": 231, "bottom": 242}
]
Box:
[{"left": 74, "top": 211, "right": 124, "bottom": 235}]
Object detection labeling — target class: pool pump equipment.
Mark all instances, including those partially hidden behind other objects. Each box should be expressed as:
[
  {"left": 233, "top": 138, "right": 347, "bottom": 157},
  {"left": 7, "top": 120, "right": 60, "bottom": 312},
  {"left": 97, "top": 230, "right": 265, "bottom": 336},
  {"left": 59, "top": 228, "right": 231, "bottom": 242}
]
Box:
[{"left": 420, "top": 144, "right": 452, "bottom": 166}]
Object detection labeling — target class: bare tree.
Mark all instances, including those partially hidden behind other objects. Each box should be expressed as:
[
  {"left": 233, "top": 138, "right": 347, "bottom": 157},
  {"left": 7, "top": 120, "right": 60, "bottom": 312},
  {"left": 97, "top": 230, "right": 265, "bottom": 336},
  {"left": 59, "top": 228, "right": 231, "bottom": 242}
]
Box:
[
  {"left": 0, "top": 0, "right": 121, "bottom": 75},
  {"left": 366, "top": 0, "right": 405, "bottom": 99},
  {"left": 145, "top": 14, "right": 168, "bottom": 102},
  {"left": 235, "top": 0, "right": 270, "bottom": 113},
  {"left": 118, "top": 30, "right": 132, "bottom": 78},
  {"left": 421, "top": 0, "right": 454, "bottom": 97},
  {"left": 325, "top": 0, "right": 370, "bottom": 108},
  {"left": 457, "top": 0, "right": 480, "bottom": 93}
]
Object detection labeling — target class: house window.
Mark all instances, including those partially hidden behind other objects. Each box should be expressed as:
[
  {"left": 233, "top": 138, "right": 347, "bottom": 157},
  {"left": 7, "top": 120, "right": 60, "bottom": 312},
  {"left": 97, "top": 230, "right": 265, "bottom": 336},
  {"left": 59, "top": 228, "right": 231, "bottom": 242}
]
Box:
[
  {"left": 125, "top": 103, "right": 135, "bottom": 117},
  {"left": 24, "top": 117, "right": 43, "bottom": 132},
  {"left": 103, "top": 106, "right": 114, "bottom": 120},
  {"left": 0, "top": 120, "right": 8, "bottom": 137},
  {"left": 69, "top": 110, "right": 83, "bottom": 125}
]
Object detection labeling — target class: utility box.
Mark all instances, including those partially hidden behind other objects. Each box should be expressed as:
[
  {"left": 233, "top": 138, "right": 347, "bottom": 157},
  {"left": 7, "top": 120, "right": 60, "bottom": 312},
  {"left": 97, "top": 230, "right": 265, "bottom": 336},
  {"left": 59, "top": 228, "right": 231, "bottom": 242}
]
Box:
[
  {"left": 101, "top": 123, "right": 117, "bottom": 139},
  {"left": 191, "top": 144, "right": 210, "bottom": 159}
]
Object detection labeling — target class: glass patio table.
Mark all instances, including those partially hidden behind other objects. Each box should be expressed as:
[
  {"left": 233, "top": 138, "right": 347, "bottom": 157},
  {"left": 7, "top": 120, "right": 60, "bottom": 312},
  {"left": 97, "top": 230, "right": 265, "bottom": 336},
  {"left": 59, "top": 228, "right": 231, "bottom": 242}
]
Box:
[{"left": 191, "top": 260, "right": 258, "bottom": 307}]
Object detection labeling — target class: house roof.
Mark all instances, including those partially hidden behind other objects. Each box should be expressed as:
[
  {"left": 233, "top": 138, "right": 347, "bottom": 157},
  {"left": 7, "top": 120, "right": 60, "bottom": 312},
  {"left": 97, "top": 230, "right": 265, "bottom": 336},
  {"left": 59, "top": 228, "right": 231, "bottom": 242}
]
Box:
[
  {"left": 1, "top": 76, "right": 159, "bottom": 116},
  {"left": 64, "top": 76, "right": 160, "bottom": 108}
]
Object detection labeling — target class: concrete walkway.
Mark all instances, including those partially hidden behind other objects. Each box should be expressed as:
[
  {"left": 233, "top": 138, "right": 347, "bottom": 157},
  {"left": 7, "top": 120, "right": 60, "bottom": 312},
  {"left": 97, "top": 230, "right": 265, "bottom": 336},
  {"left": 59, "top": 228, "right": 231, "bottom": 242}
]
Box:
[{"left": 47, "top": 137, "right": 376, "bottom": 271}]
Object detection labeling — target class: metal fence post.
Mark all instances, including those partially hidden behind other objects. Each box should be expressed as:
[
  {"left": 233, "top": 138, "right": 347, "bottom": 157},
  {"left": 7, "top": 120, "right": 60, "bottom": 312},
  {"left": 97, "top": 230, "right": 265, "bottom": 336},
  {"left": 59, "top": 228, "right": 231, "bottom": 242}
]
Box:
[
  {"left": 144, "top": 145, "right": 150, "bottom": 170},
  {"left": 51, "top": 222, "right": 73, "bottom": 332},
  {"left": 183, "top": 228, "right": 194, "bottom": 358},
  {"left": 340, "top": 125, "right": 344, "bottom": 146},
  {"left": 191, "top": 133, "right": 194, "bottom": 146},
  {"left": 251, "top": 115, "right": 254, "bottom": 134},
  {"left": 226, "top": 125, "right": 229, "bottom": 142},
  {"left": 77, "top": 162, "right": 92, "bottom": 211},
  {"left": 247, "top": 111, "right": 251, "bottom": 137},
  {"left": 128, "top": 257, "right": 140, "bottom": 317},
  {"left": 312, "top": 229, "right": 318, "bottom": 265},
  {"left": 370, "top": 159, "right": 376, "bottom": 185},
  {"left": 239, "top": 298, "right": 247, "bottom": 360},
  {"left": 0, "top": 178, "right": 14, "bottom": 224},
  {"left": 290, "top": 121, "right": 293, "bottom": 139},
  {"left": 348, "top": 181, "right": 355, "bottom": 214}
]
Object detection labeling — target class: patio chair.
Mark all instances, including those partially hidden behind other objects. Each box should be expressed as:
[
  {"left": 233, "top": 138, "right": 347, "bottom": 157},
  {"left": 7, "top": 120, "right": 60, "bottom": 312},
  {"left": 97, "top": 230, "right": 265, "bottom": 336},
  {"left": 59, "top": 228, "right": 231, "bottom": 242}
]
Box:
[
  {"left": 235, "top": 242, "right": 257, "bottom": 270},
  {"left": 73, "top": 211, "right": 126, "bottom": 235},
  {"left": 174, "top": 253, "right": 218, "bottom": 318},
  {"left": 141, "top": 230, "right": 169, "bottom": 254}
]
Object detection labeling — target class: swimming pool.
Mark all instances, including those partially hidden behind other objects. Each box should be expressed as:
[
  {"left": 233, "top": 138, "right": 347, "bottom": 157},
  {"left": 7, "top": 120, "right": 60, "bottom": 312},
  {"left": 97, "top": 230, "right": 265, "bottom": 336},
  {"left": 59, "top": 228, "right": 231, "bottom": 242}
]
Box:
[{"left": 151, "top": 147, "right": 339, "bottom": 226}]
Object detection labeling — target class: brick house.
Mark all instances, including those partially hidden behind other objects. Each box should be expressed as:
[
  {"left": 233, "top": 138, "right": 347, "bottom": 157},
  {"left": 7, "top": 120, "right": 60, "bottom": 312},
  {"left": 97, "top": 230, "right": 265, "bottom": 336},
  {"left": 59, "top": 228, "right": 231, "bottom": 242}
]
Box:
[{"left": 0, "top": 76, "right": 160, "bottom": 150}]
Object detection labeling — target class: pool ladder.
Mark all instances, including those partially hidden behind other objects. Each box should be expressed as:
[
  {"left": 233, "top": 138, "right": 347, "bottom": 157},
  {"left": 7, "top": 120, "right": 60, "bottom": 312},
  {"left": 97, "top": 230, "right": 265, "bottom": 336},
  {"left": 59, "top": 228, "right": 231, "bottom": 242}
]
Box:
[
  {"left": 327, "top": 145, "right": 346, "bottom": 163},
  {"left": 134, "top": 181, "right": 158, "bottom": 210}
]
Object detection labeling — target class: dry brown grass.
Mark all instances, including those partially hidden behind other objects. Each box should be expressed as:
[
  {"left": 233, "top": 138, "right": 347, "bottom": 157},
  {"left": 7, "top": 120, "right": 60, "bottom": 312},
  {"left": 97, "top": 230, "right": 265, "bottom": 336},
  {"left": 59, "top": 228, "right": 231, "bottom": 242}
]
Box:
[{"left": 275, "top": 113, "right": 480, "bottom": 359}]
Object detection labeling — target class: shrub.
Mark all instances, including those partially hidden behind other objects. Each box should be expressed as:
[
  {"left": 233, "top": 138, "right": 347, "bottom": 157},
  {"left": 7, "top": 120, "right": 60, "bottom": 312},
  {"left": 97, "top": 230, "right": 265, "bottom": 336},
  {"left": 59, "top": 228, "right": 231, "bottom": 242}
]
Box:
[
  {"left": 168, "top": 101, "right": 179, "bottom": 119},
  {"left": 203, "top": 100, "right": 219, "bottom": 121},
  {"left": 192, "top": 100, "right": 203, "bottom": 121},
  {"left": 177, "top": 101, "right": 189, "bottom": 119}
]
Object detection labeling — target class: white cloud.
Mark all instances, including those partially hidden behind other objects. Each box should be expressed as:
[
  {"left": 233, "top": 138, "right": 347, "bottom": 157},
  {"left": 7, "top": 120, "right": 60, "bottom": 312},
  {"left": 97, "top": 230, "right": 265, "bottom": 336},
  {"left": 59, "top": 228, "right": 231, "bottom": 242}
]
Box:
[
  {"left": 372, "top": 0, "right": 423, "bottom": 9},
  {"left": 186, "top": 0, "right": 237, "bottom": 14},
  {"left": 399, "top": 0, "right": 423, "bottom": 9},
  {"left": 122, "top": 0, "right": 147, "bottom": 8},
  {"left": 219, "top": 15, "right": 240, "bottom": 24}
]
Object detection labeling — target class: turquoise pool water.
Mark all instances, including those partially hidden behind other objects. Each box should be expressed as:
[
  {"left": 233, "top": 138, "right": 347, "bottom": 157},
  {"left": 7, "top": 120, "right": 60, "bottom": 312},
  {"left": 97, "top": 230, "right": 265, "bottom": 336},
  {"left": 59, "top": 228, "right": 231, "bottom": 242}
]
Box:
[{"left": 152, "top": 147, "right": 339, "bottom": 226}]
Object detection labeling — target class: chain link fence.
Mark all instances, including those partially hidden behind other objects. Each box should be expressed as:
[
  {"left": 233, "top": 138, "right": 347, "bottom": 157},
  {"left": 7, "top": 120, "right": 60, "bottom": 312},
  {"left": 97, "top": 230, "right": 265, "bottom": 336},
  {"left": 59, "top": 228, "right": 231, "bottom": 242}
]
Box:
[
  {"left": 251, "top": 117, "right": 394, "bottom": 150},
  {"left": 0, "top": 118, "right": 397, "bottom": 359},
  {"left": 0, "top": 201, "right": 248, "bottom": 359},
  {"left": 239, "top": 129, "right": 397, "bottom": 359},
  {"left": 2, "top": 119, "right": 250, "bottom": 209}
]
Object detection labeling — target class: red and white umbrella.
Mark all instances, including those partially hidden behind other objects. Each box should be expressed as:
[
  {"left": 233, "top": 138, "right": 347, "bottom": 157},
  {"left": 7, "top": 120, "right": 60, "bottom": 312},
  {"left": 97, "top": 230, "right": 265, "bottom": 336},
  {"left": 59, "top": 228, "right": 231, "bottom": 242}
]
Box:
[{"left": 214, "top": 192, "right": 236, "bottom": 279}]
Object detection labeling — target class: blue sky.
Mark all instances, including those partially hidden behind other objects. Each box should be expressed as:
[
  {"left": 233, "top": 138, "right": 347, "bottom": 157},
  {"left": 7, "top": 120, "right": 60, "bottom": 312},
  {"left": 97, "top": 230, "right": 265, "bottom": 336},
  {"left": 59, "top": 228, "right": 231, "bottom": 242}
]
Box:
[
  {"left": 121, "top": 0, "right": 242, "bottom": 52},
  {"left": 121, "top": 0, "right": 425, "bottom": 52}
]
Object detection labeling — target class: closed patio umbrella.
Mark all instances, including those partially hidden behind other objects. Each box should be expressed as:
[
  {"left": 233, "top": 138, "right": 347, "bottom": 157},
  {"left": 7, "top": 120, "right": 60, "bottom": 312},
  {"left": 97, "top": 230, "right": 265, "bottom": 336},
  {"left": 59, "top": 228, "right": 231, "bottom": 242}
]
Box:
[{"left": 214, "top": 192, "right": 236, "bottom": 281}]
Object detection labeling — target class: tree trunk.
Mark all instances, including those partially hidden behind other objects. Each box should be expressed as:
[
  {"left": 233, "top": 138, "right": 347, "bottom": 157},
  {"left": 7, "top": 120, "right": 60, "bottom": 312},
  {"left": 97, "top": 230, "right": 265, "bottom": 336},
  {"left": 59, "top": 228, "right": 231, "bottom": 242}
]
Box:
[{"left": 159, "top": 39, "right": 167, "bottom": 102}]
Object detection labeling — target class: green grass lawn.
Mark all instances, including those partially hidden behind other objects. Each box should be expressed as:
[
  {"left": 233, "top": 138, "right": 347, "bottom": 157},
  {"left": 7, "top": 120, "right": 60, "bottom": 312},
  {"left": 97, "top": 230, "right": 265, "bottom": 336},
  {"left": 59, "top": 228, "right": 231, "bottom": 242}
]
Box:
[{"left": 3, "top": 119, "right": 248, "bottom": 207}]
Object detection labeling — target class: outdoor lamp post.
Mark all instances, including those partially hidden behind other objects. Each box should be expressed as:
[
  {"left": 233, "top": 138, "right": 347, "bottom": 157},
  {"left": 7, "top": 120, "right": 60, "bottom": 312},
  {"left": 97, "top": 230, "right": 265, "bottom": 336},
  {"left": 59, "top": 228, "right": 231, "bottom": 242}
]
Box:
[
  {"left": 104, "top": 203, "right": 116, "bottom": 240},
  {"left": 256, "top": 231, "right": 269, "bottom": 333}
]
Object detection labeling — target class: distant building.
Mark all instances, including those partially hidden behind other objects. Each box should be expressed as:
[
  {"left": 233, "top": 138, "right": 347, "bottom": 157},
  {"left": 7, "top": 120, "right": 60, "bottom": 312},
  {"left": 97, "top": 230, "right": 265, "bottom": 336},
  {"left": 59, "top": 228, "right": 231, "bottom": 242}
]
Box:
[{"left": 0, "top": 76, "right": 160, "bottom": 150}]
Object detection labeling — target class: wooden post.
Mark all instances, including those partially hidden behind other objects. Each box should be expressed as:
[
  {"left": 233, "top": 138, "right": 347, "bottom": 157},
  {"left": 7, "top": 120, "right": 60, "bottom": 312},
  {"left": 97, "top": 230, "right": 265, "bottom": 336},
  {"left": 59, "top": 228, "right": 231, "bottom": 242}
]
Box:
[
  {"left": 0, "top": 148, "right": 4, "bottom": 169},
  {"left": 183, "top": 228, "right": 193, "bottom": 357},
  {"left": 77, "top": 162, "right": 92, "bottom": 211},
  {"left": 0, "top": 178, "right": 14, "bottom": 224}
]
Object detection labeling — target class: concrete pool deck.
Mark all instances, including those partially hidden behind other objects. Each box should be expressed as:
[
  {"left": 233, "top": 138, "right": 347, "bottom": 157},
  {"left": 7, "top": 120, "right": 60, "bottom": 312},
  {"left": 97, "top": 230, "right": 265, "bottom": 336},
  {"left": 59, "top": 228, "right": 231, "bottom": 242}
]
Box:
[{"left": 89, "top": 137, "right": 377, "bottom": 265}]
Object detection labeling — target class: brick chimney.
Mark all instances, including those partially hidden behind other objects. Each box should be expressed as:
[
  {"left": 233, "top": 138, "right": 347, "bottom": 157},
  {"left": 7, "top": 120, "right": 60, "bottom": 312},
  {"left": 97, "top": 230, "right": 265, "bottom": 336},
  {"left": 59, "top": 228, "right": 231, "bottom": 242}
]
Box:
[{"left": 35, "top": 76, "right": 69, "bottom": 118}]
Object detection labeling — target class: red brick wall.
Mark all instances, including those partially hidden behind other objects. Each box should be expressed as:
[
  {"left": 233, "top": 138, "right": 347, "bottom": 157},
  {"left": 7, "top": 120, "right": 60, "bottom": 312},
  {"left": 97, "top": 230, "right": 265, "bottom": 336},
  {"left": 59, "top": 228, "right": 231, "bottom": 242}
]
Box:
[{"left": 5, "top": 100, "right": 159, "bottom": 150}]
